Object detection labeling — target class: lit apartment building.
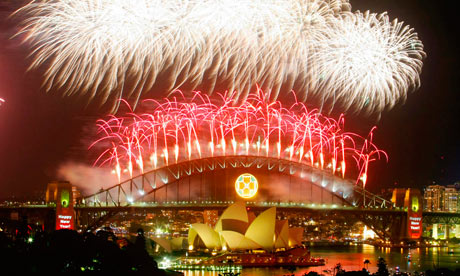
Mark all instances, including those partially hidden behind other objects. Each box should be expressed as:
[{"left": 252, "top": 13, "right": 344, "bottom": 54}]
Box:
[
  {"left": 424, "top": 185, "right": 444, "bottom": 212},
  {"left": 424, "top": 185, "right": 460, "bottom": 212},
  {"left": 444, "top": 187, "right": 459, "bottom": 212}
]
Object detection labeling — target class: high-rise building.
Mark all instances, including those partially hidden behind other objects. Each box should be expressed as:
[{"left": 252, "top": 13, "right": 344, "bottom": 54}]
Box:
[
  {"left": 444, "top": 187, "right": 458, "bottom": 213},
  {"left": 424, "top": 185, "right": 444, "bottom": 212},
  {"left": 424, "top": 185, "right": 460, "bottom": 212}
]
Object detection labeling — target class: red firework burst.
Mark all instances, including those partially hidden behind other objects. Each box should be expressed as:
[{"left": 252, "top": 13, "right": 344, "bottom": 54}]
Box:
[{"left": 91, "top": 89, "right": 387, "bottom": 187}]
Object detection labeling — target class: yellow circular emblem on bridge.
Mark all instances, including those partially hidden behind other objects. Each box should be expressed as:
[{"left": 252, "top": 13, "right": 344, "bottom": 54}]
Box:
[{"left": 235, "top": 173, "right": 258, "bottom": 199}]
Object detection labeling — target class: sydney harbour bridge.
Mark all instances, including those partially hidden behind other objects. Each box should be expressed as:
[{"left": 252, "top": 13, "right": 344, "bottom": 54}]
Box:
[
  {"left": 74, "top": 154, "right": 452, "bottom": 242},
  {"left": 2, "top": 154, "right": 459, "bottom": 242}
]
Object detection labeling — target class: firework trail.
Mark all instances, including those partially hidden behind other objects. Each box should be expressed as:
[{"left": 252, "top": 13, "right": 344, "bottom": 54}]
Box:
[
  {"left": 91, "top": 90, "right": 387, "bottom": 185},
  {"left": 14, "top": 0, "right": 424, "bottom": 114}
]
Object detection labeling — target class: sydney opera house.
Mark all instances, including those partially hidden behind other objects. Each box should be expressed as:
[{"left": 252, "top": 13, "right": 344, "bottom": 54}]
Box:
[
  {"left": 188, "top": 202, "right": 303, "bottom": 251},
  {"left": 152, "top": 202, "right": 303, "bottom": 252}
]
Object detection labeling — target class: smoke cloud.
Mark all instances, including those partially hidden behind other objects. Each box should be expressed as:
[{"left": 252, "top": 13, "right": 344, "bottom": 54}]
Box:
[{"left": 57, "top": 162, "right": 116, "bottom": 195}]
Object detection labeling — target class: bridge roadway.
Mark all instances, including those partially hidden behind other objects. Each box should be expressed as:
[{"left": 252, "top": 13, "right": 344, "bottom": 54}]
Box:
[
  {"left": 1, "top": 203, "right": 458, "bottom": 220},
  {"left": 2, "top": 204, "right": 459, "bottom": 225},
  {"left": 2, "top": 203, "right": 458, "bottom": 217},
  {"left": 2, "top": 203, "right": 460, "bottom": 241}
]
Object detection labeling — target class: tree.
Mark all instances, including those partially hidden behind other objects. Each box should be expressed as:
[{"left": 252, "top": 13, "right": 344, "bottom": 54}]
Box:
[
  {"left": 363, "top": 259, "right": 371, "bottom": 270},
  {"left": 334, "top": 263, "right": 345, "bottom": 275},
  {"left": 375, "top": 257, "right": 389, "bottom": 276}
]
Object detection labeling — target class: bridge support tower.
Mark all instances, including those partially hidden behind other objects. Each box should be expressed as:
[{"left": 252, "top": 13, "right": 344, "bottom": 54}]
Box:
[{"left": 46, "top": 181, "right": 75, "bottom": 230}]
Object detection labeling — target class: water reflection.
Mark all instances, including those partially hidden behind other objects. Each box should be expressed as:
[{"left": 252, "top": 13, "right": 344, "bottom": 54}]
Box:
[{"left": 178, "top": 245, "right": 460, "bottom": 276}]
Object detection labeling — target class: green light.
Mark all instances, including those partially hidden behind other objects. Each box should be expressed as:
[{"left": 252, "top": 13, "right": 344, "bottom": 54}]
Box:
[
  {"left": 411, "top": 196, "right": 419, "bottom": 212},
  {"left": 61, "top": 190, "right": 70, "bottom": 208}
]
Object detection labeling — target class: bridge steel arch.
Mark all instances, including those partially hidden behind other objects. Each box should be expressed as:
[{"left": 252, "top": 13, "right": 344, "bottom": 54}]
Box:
[
  {"left": 81, "top": 155, "right": 391, "bottom": 209},
  {"left": 76, "top": 155, "right": 405, "bottom": 240}
]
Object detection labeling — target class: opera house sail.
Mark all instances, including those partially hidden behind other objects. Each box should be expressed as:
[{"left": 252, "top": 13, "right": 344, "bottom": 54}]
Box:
[{"left": 188, "top": 202, "right": 303, "bottom": 251}]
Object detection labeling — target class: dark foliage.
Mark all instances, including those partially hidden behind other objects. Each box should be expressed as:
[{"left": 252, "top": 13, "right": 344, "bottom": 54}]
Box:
[
  {"left": 425, "top": 268, "right": 460, "bottom": 276},
  {"left": 337, "top": 269, "right": 369, "bottom": 276},
  {"left": 375, "top": 257, "right": 389, "bottom": 276},
  {"left": 0, "top": 228, "right": 172, "bottom": 275}
]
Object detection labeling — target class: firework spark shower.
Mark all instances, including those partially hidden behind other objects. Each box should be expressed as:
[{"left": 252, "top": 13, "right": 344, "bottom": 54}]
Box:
[
  {"left": 92, "top": 90, "right": 386, "bottom": 186},
  {"left": 15, "top": 0, "right": 424, "bottom": 114}
]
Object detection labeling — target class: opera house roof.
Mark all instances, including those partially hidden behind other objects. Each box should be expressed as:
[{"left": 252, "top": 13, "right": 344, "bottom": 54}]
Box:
[{"left": 188, "top": 202, "right": 303, "bottom": 251}]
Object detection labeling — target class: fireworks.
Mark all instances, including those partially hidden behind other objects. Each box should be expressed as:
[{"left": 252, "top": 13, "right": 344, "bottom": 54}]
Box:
[
  {"left": 15, "top": 0, "right": 424, "bottom": 114},
  {"left": 91, "top": 90, "right": 387, "bottom": 186}
]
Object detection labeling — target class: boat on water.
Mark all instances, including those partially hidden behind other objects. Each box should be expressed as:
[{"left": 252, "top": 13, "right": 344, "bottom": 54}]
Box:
[{"left": 175, "top": 247, "right": 325, "bottom": 269}]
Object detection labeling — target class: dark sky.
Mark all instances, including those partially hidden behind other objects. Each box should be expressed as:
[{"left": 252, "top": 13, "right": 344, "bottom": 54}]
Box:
[{"left": 0, "top": 0, "right": 459, "bottom": 198}]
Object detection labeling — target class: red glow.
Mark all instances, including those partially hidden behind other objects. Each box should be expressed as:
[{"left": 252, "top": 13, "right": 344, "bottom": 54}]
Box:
[
  {"left": 92, "top": 89, "right": 387, "bottom": 184},
  {"left": 56, "top": 214, "right": 74, "bottom": 230},
  {"left": 408, "top": 215, "right": 422, "bottom": 239}
]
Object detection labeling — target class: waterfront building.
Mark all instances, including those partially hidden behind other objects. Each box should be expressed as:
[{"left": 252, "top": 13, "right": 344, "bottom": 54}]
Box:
[
  {"left": 424, "top": 185, "right": 445, "bottom": 212},
  {"left": 424, "top": 184, "right": 460, "bottom": 212},
  {"left": 444, "top": 187, "right": 458, "bottom": 212}
]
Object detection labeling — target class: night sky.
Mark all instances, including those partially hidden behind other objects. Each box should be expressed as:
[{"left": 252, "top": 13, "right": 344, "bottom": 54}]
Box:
[{"left": 0, "top": 0, "right": 459, "bottom": 198}]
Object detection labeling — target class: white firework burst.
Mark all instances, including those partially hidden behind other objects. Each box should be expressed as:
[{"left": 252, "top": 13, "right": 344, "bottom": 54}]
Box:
[
  {"left": 308, "top": 11, "right": 425, "bottom": 113},
  {"left": 14, "top": 0, "right": 425, "bottom": 114}
]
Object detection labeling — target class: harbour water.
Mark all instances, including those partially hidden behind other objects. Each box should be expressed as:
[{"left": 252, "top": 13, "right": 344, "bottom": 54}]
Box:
[{"left": 177, "top": 245, "right": 460, "bottom": 276}]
